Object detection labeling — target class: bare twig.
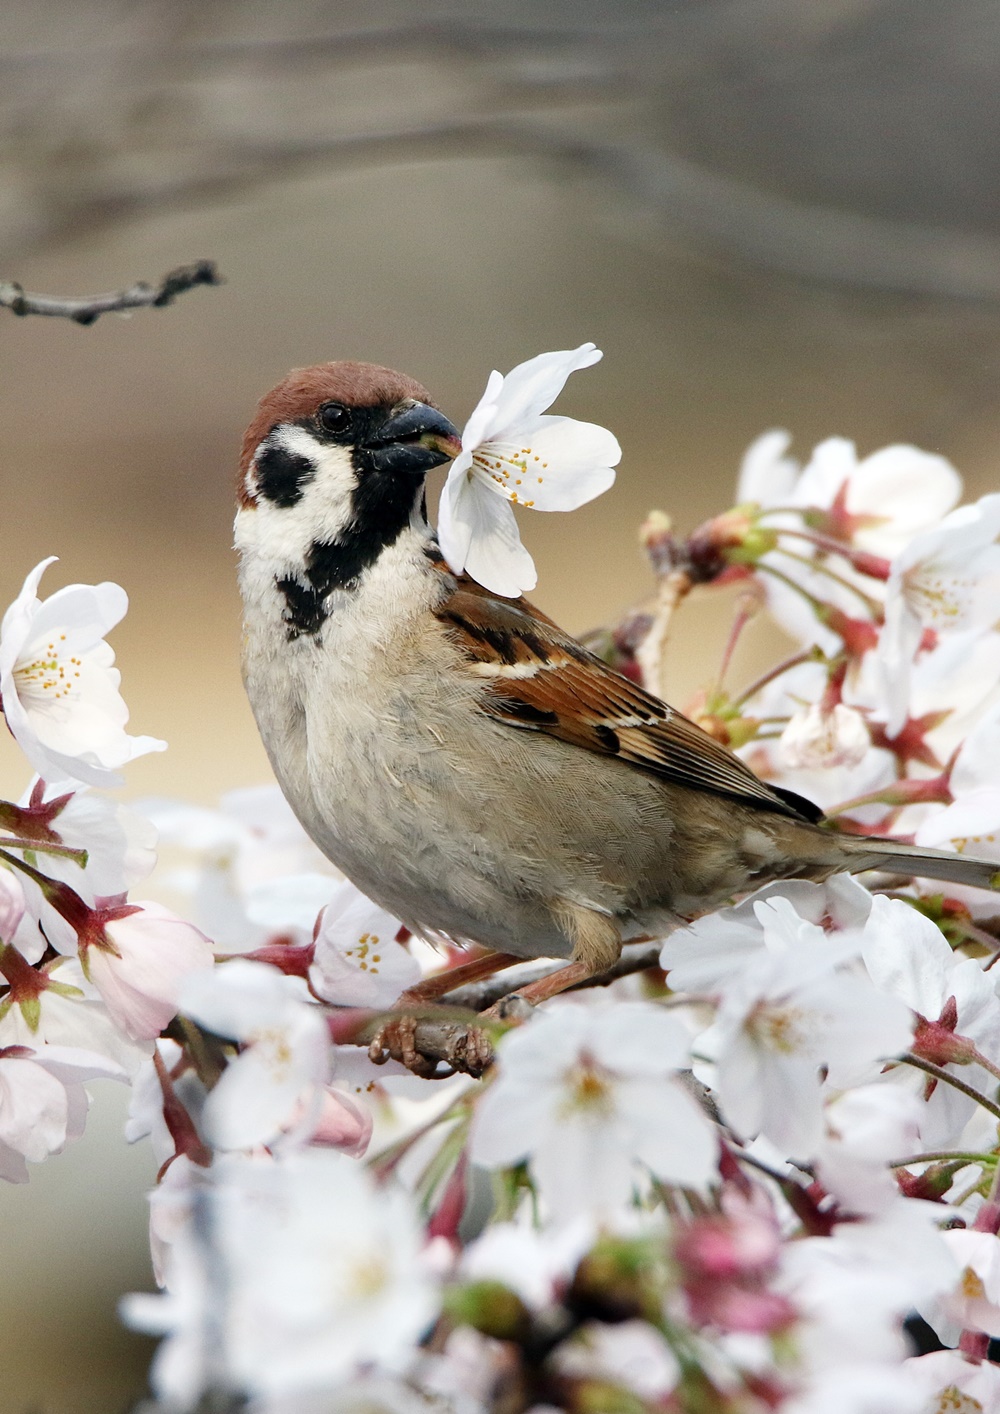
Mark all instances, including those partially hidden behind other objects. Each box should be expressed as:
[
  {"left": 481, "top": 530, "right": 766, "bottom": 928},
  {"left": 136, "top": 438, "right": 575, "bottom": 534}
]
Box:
[
  {"left": 0, "top": 260, "right": 222, "bottom": 325},
  {"left": 635, "top": 569, "right": 694, "bottom": 699}
]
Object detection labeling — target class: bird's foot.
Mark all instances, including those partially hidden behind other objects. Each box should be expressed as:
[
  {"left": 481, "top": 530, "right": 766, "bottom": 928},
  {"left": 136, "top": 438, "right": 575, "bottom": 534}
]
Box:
[
  {"left": 366, "top": 1012, "right": 495, "bottom": 1079},
  {"left": 368, "top": 1015, "right": 434, "bottom": 1076}
]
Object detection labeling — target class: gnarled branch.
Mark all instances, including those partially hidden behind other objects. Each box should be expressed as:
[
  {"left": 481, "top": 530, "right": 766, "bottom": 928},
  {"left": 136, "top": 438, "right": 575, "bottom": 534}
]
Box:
[{"left": 0, "top": 259, "right": 222, "bottom": 325}]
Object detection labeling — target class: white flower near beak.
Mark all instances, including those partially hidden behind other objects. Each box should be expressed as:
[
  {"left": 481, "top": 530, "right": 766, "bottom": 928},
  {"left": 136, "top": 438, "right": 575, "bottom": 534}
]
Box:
[
  {"left": 437, "top": 344, "right": 622, "bottom": 597},
  {"left": 0, "top": 557, "right": 166, "bottom": 788}
]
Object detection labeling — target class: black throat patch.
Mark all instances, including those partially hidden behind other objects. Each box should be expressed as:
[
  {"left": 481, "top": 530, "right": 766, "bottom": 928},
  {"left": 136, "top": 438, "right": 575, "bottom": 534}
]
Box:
[
  {"left": 275, "top": 470, "right": 426, "bottom": 641},
  {"left": 260, "top": 405, "right": 435, "bottom": 640}
]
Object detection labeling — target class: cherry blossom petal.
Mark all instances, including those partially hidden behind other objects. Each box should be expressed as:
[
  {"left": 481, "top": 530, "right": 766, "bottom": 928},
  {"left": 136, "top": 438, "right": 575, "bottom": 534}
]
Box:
[
  {"left": 845, "top": 445, "right": 961, "bottom": 556},
  {"left": 181, "top": 957, "right": 304, "bottom": 1040},
  {"left": 447, "top": 477, "right": 538, "bottom": 597},
  {"left": 469, "top": 1075, "right": 560, "bottom": 1168},
  {"left": 621, "top": 1078, "right": 718, "bottom": 1187},
  {"left": 482, "top": 344, "right": 602, "bottom": 436},
  {"left": 587, "top": 1003, "right": 692, "bottom": 1076},
  {"left": 530, "top": 1107, "right": 637, "bottom": 1219},
  {"left": 310, "top": 886, "right": 417, "bottom": 1007},
  {"left": 0, "top": 870, "right": 25, "bottom": 942},
  {"left": 0, "top": 1056, "right": 68, "bottom": 1160},
  {"left": 201, "top": 1028, "right": 317, "bottom": 1151},
  {"left": 307, "top": 1086, "right": 372, "bottom": 1157},
  {"left": 89, "top": 903, "right": 214, "bottom": 1041},
  {"left": 472, "top": 414, "right": 618, "bottom": 512},
  {"left": 736, "top": 429, "right": 797, "bottom": 505}
]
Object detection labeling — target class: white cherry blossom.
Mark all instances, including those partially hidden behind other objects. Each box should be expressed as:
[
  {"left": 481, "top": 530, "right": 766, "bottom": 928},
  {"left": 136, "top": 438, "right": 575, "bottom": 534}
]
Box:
[
  {"left": 779, "top": 1241, "right": 929, "bottom": 1414},
  {"left": 815, "top": 1086, "right": 924, "bottom": 1218},
  {"left": 437, "top": 344, "right": 621, "bottom": 596},
  {"left": 695, "top": 897, "right": 913, "bottom": 1156},
  {"left": 0, "top": 1041, "right": 126, "bottom": 1182},
  {"left": 778, "top": 702, "right": 871, "bottom": 771},
  {"left": 140, "top": 787, "right": 338, "bottom": 951},
  {"left": 0, "top": 557, "right": 166, "bottom": 788},
  {"left": 918, "top": 1229, "right": 1000, "bottom": 1347},
  {"left": 659, "top": 876, "right": 872, "bottom": 995},
  {"left": 125, "top": 1151, "right": 438, "bottom": 1404},
  {"left": 905, "top": 1349, "right": 1000, "bottom": 1413},
  {"left": 179, "top": 959, "right": 369, "bottom": 1155},
  {"left": 914, "top": 700, "right": 1000, "bottom": 852},
  {"left": 470, "top": 1001, "right": 717, "bottom": 1219},
  {"left": 738, "top": 433, "right": 962, "bottom": 558},
  {"left": 878, "top": 494, "right": 1000, "bottom": 734},
  {"left": 309, "top": 883, "right": 418, "bottom": 1007},
  {"left": 737, "top": 435, "right": 962, "bottom": 653},
  {"left": 0, "top": 956, "right": 150, "bottom": 1075},
  {"left": 859, "top": 895, "right": 1000, "bottom": 1148}
]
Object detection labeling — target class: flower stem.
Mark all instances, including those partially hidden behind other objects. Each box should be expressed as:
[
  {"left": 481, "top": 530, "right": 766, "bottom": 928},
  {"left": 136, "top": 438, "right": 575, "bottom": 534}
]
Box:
[
  {"left": 772, "top": 545, "right": 882, "bottom": 615},
  {"left": 765, "top": 523, "right": 891, "bottom": 580},
  {"left": 824, "top": 774, "right": 952, "bottom": 817},
  {"left": 899, "top": 1053, "right": 1000, "bottom": 1122},
  {"left": 756, "top": 561, "right": 828, "bottom": 616},
  {"left": 891, "top": 1150, "right": 998, "bottom": 1168},
  {"left": 731, "top": 648, "right": 819, "bottom": 710},
  {"left": 0, "top": 835, "right": 88, "bottom": 866}
]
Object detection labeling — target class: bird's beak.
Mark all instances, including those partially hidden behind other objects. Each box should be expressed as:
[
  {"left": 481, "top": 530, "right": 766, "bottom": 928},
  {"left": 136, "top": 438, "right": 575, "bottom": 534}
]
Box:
[{"left": 364, "top": 402, "right": 463, "bottom": 474}]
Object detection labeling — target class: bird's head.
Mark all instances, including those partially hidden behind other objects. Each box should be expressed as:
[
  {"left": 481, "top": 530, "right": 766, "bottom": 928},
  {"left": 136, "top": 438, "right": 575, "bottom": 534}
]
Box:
[
  {"left": 235, "top": 362, "right": 461, "bottom": 626},
  {"left": 238, "top": 360, "right": 460, "bottom": 518}
]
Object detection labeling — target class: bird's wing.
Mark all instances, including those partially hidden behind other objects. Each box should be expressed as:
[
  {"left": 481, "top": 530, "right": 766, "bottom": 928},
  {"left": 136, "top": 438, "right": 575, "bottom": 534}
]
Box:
[{"left": 431, "top": 565, "right": 822, "bottom": 824}]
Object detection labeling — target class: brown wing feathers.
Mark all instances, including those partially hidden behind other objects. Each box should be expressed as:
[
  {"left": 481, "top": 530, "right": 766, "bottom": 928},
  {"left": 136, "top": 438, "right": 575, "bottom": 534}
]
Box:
[{"left": 434, "top": 573, "right": 821, "bottom": 824}]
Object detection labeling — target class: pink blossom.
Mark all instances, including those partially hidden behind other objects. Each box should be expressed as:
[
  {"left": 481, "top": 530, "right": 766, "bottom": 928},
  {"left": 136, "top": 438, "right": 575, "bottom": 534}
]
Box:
[{"left": 84, "top": 902, "right": 214, "bottom": 1042}]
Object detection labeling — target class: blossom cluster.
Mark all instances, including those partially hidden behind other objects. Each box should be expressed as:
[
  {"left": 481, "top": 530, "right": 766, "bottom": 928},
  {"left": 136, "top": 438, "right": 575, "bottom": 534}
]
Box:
[{"left": 4, "top": 351, "right": 1000, "bottom": 1414}]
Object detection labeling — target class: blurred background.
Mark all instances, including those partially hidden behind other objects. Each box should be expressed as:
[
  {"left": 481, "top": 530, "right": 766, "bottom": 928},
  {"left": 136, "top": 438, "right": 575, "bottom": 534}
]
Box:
[{"left": 3, "top": 0, "right": 1000, "bottom": 1407}]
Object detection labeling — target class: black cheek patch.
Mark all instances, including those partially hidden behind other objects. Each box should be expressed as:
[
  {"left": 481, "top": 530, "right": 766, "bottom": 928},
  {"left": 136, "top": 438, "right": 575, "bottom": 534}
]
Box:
[{"left": 255, "top": 444, "right": 318, "bottom": 508}]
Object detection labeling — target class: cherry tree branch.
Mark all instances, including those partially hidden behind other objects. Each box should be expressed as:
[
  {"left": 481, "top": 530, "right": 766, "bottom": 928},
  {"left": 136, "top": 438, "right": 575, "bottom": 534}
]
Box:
[{"left": 0, "top": 260, "right": 222, "bottom": 325}]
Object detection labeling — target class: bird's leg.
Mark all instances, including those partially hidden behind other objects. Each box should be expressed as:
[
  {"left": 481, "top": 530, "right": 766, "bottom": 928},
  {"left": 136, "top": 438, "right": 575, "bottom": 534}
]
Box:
[
  {"left": 395, "top": 949, "right": 523, "bottom": 1007},
  {"left": 481, "top": 901, "right": 622, "bottom": 1020}
]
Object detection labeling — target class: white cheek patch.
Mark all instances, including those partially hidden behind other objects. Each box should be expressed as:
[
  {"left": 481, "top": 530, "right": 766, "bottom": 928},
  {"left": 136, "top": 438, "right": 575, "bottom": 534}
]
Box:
[{"left": 241, "top": 427, "right": 360, "bottom": 576}]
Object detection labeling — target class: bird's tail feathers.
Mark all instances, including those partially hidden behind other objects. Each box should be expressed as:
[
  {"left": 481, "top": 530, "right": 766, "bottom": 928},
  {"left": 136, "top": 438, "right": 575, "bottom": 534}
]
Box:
[{"left": 842, "top": 836, "right": 1000, "bottom": 892}]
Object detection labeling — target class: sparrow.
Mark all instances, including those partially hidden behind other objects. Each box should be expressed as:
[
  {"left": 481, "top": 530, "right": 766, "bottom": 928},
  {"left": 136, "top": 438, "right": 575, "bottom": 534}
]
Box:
[{"left": 234, "top": 360, "right": 999, "bottom": 986}]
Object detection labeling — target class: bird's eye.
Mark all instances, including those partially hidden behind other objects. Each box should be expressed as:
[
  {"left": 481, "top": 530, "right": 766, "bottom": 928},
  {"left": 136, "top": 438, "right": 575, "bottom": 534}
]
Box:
[{"left": 318, "top": 401, "right": 350, "bottom": 435}]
